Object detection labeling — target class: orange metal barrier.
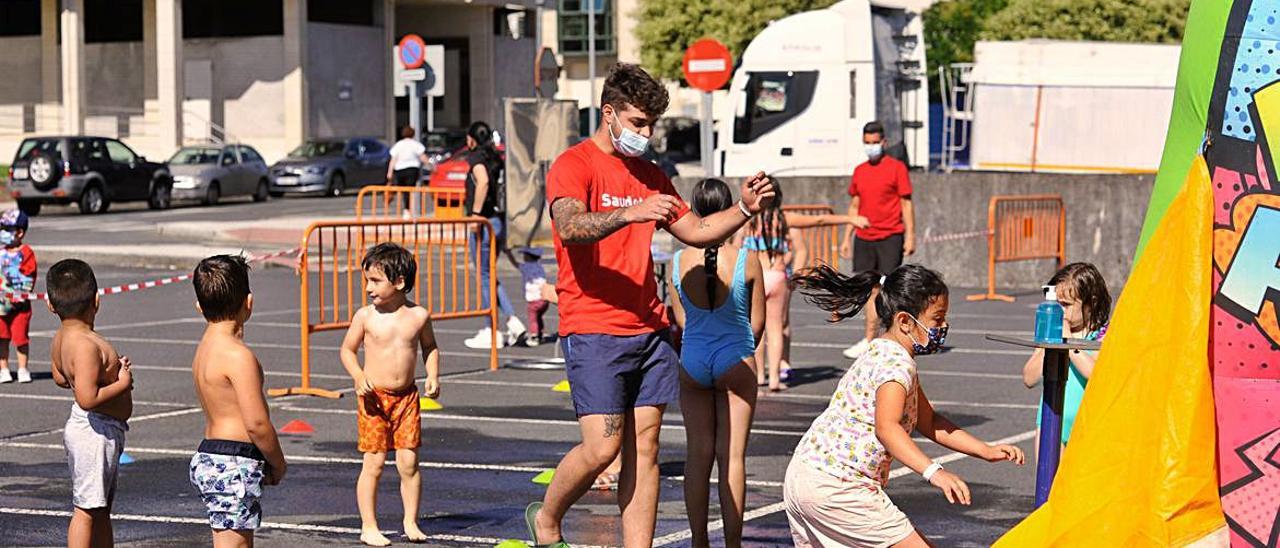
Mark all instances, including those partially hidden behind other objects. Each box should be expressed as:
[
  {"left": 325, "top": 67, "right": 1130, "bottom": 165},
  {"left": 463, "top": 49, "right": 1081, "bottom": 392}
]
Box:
[
  {"left": 782, "top": 204, "right": 841, "bottom": 270},
  {"left": 968, "top": 194, "right": 1065, "bottom": 302},
  {"left": 268, "top": 218, "right": 497, "bottom": 399},
  {"left": 355, "top": 185, "right": 467, "bottom": 221}
]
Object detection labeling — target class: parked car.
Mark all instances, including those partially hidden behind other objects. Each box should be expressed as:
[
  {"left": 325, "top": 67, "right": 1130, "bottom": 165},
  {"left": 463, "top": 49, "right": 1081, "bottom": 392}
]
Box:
[
  {"left": 422, "top": 129, "right": 467, "bottom": 173},
  {"left": 6, "top": 136, "right": 172, "bottom": 215},
  {"left": 168, "top": 144, "right": 270, "bottom": 205},
  {"left": 268, "top": 138, "right": 390, "bottom": 197}
]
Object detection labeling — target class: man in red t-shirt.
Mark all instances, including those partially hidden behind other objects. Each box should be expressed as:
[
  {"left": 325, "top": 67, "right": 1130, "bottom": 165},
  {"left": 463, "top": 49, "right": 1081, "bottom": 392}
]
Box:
[
  {"left": 526, "top": 63, "right": 775, "bottom": 548},
  {"left": 839, "top": 121, "right": 915, "bottom": 359}
]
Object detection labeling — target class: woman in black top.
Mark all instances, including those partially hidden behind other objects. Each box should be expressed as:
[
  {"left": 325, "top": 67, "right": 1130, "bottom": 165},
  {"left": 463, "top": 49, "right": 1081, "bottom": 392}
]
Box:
[{"left": 462, "top": 121, "right": 525, "bottom": 349}]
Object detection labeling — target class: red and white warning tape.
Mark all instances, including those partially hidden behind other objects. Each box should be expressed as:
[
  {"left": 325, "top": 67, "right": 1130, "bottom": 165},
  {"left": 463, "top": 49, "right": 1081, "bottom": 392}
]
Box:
[
  {"left": 1, "top": 247, "right": 302, "bottom": 303},
  {"left": 920, "top": 229, "right": 992, "bottom": 244}
]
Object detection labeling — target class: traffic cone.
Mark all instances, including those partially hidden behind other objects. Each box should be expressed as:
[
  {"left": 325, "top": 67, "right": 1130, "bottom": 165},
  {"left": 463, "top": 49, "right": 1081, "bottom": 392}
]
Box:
[
  {"left": 278, "top": 419, "right": 315, "bottom": 435},
  {"left": 118, "top": 452, "right": 135, "bottom": 465},
  {"left": 531, "top": 469, "right": 555, "bottom": 485},
  {"left": 551, "top": 380, "right": 570, "bottom": 393},
  {"left": 419, "top": 397, "right": 443, "bottom": 411}
]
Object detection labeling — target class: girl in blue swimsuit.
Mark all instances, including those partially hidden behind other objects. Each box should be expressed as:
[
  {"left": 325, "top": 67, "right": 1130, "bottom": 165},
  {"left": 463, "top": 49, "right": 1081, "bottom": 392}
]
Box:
[{"left": 669, "top": 178, "right": 765, "bottom": 548}]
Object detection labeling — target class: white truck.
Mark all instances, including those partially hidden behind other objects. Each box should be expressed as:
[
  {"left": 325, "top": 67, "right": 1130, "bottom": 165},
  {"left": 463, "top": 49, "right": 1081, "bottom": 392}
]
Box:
[{"left": 716, "top": 0, "right": 931, "bottom": 177}]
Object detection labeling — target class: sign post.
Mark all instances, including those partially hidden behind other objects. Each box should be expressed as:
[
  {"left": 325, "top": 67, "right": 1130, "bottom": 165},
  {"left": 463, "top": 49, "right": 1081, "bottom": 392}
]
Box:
[
  {"left": 682, "top": 38, "right": 733, "bottom": 177},
  {"left": 424, "top": 45, "right": 445, "bottom": 132},
  {"left": 398, "top": 34, "right": 428, "bottom": 139}
]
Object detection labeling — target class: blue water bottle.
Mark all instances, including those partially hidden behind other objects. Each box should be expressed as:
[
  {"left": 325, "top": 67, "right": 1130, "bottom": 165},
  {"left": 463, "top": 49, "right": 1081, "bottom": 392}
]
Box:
[{"left": 1034, "top": 285, "right": 1064, "bottom": 343}]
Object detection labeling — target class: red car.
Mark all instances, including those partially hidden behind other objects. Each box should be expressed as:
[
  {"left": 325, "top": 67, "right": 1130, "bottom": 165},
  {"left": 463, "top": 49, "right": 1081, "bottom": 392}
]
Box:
[{"left": 427, "top": 144, "right": 505, "bottom": 213}]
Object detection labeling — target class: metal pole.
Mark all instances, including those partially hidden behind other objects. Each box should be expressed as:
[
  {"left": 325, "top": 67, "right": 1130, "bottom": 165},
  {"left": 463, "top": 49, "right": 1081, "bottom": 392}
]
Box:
[
  {"left": 1034, "top": 348, "right": 1068, "bottom": 508},
  {"left": 427, "top": 93, "right": 434, "bottom": 132},
  {"left": 700, "top": 91, "right": 714, "bottom": 176},
  {"left": 587, "top": 0, "right": 597, "bottom": 135},
  {"left": 409, "top": 80, "right": 422, "bottom": 142}
]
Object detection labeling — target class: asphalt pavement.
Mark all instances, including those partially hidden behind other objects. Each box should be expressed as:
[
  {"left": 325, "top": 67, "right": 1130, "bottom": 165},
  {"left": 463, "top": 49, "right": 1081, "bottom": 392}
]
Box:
[{"left": 0, "top": 196, "right": 1051, "bottom": 547}]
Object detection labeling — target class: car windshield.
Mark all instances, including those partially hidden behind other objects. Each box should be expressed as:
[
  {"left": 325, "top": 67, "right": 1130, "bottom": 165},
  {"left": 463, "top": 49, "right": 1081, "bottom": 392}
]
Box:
[
  {"left": 168, "top": 147, "right": 222, "bottom": 165},
  {"left": 424, "top": 133, "right": 461, "bottom": 149},
  {"left": 288, "top": 141, "right": 346, "bottom": 157},
  {"left": 16, "top": 139, "right": 61, "bottom": 161}
]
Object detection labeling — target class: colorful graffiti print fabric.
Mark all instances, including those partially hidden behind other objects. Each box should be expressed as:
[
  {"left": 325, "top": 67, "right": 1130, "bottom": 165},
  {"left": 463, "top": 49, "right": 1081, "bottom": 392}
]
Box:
[
  {"left": 0, "top": 244, "right": 35, "bottom": 316},
  {"left": 795, "top": 339, "right": 917, "bottom": 486},
  {"left": 188, "top": 452, "right": 265, "bottom": 530}
]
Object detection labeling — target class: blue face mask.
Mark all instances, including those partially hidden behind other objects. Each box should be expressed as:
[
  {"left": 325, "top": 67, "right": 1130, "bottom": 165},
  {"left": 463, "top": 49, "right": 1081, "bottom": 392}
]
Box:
[
  {"left": 0, "top": 230, "right": 15, "bottom": 246},
  {"left": 908, "top": 315, "right": 948, "bottom": 355},
  {"left": 608, "top": 114, "right": 650, "bottom": 158}
]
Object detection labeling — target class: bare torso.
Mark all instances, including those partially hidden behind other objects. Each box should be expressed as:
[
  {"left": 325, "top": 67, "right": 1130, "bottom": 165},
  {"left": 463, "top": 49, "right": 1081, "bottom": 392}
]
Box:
[
  {"left": 52, "top": 328, "right": 132, "bottom": 421},
  {"left": 192, "top": 331, "right": 256, "bottom": 442},
  {"left": 360, "top": 304, "right": 431, "bottom": 391}
]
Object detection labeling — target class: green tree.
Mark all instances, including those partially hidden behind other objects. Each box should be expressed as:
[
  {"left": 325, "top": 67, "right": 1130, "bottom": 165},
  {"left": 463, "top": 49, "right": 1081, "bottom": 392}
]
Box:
[
  {"left": 981, "top": 0, "right": 1189, "bottom": 43},
  {"left": 923, "top": 0, "right": 1008, "bottom": 100},
  {"left": 634, "top": 0, "right": 837, "bottom": 83}
]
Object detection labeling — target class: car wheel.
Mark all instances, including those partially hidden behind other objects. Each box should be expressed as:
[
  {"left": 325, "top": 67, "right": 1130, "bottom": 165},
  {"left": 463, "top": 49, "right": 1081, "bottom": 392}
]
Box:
[
  {"left": 16, "top": 200, "right": 41, "bottom": 216},
  {"left": 78, "top": 185, "right": 108, "bottom": 215},
  {"left": 253, "top": 179, "right": 270, "bottom": 202},
  {"left": 148, "top": 181, "right": 172, "bottom": 210},
  {"left": 327, "top": 172, "right": 345, "bottom": 197},
  {"left": 203, "top": 182, "right": 221, "bottom": 206}
]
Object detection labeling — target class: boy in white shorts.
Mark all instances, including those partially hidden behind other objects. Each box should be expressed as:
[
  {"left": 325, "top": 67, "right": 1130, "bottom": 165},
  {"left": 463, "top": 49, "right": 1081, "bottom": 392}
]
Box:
[{"left": 48, "top": 259, "right": 134, "bottom": 548}]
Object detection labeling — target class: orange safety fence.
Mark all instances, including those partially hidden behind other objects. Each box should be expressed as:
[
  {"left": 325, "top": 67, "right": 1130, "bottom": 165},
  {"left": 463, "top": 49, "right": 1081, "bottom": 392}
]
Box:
[
  {"left": 968, "top": 194, "right": 1065, "bottom": 302},
  {"left": 782, "top": 204, "right": 841, "bottom": 270},
  {"left": 355, "top": 185, "right": 468, "bottom": 221},
  {"left": 267, "top": 218, "right": 497, "bottom": 399}
]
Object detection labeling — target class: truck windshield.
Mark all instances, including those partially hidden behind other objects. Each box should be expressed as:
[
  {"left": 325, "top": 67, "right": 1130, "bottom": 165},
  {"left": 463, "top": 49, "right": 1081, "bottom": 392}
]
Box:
[{"left": 733, "top": 71, "right": 818, "bottom": 144}]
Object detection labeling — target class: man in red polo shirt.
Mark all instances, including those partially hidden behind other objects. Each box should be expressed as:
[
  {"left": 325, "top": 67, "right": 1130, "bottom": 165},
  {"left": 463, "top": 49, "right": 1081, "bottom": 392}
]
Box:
[
  {"left": 526, "top": 63, "right": 775, "bottom": 548},
  {"left": 839, "top": 121, "right": 916, "bottom": 359}
]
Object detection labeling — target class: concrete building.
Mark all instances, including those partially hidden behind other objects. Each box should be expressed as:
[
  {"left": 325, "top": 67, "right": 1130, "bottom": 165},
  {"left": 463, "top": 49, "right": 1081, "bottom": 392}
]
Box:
[{"left": 0, "top": 0, "right": 540, "bottom": 162}]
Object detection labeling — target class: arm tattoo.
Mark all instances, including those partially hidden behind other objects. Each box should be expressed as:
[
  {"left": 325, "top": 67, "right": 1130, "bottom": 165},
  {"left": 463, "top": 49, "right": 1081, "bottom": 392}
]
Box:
[
  {"left": 551, "top": 198, "right": 629, "bottom": 244},
  {"left": 602, "top": 414, "right": 624, "bottom": 438}
]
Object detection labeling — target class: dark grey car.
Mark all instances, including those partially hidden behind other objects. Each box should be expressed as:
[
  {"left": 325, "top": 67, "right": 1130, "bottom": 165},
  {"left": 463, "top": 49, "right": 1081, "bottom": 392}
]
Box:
[
  {"left": 268, "top": 138, "right": 390, "bottom": 197},
  {"left": 168, "top": 144, "right": 270, "bottom": 205}
]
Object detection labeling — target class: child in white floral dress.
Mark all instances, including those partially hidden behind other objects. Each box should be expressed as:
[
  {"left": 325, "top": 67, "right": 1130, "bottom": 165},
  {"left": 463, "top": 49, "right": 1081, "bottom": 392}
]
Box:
[{"left": 784, "top": 264, "right": 1026, "bottom": 547}]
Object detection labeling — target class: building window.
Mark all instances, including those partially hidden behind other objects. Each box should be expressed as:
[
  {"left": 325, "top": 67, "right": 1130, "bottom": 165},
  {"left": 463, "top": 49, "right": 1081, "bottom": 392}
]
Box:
[
  {"left": 558, "top": 0, "right": 613, "bottom": 56},
  {"left": 86, "top": 0, "right": 143, "bottom": 43},
  {"left": 0, "top": 0, "right": 39, "bottom": 37},
  {"left": 184, "top": 0, "right": 283, "bottom": 38},
  {"left": 308, "top": 0, "right": 373, "bottom": 26}
]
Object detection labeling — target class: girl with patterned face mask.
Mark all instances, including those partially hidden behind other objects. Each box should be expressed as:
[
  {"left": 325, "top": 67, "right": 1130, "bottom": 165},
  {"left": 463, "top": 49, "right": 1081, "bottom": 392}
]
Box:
[{"left": 780, "top": 264, "right": 1025, "bottom": 547}]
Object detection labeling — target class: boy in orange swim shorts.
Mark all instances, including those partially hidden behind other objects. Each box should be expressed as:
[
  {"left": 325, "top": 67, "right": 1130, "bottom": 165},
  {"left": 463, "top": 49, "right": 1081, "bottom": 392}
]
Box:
[{"left": 340, "top": 243, "right": 441, "bottom": 547}]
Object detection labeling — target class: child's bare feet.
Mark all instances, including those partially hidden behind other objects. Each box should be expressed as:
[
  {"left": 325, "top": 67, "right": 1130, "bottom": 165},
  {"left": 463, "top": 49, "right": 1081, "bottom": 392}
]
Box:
[
  {"left": 360, "top": 527, "right": 392, "bottom": 547},
  {"left": 404, "top": 520, "right": 428, "bottom": 543}
]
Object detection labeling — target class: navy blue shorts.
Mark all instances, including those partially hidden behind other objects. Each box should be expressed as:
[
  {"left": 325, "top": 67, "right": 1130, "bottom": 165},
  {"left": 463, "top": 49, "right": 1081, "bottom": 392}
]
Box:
[{"left": 562, "top": 329, "right": 680, "bottom": 416}]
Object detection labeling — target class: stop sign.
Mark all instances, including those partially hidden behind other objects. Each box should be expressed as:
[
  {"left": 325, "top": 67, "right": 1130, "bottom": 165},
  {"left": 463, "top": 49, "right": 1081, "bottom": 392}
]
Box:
[{"left": 682, "top": 38, "right": 733, "bottom": 92}]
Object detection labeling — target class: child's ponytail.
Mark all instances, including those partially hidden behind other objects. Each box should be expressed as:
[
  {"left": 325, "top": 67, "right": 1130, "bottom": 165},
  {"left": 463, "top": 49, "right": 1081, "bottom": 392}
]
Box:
[
  {"left": 792, "top": 265, "right": 882, "bottom": 321},
  {"left": 796, "top": 264, "right": 949, "bottom": 328}
]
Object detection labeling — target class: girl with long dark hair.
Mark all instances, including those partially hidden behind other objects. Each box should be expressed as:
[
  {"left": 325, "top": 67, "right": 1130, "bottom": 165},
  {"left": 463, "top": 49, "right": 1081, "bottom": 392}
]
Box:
[
  {"left": 669, "top": 178, "right": 765, "bottom": 547},
  {"left": 783, "top": 264, "right": 1024, "bottom": 547}
]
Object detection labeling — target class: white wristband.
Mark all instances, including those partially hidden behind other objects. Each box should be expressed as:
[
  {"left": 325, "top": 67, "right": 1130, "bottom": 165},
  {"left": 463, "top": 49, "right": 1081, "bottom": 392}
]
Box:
[
  {"left": 737, "top": 200, "right": 753, "bottom": 218},
  {"left": 922, "top": 462, "right": 943, "bottom": 482}
]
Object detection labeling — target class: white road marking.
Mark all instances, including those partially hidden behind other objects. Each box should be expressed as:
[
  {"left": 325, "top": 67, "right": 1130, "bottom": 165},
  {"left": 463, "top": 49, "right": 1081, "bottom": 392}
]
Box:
[
  {"left": 764, "top": 392, "right": 1037, "bottom": 409},
  {"left": 0, "top": 393, "right": 189, "bottom": 408},
  {"left": 276, "top": 405, "right": 808, "bottom": 437},
  {"left": 0, "top": 506, "right": 510, "bottom": 545}
]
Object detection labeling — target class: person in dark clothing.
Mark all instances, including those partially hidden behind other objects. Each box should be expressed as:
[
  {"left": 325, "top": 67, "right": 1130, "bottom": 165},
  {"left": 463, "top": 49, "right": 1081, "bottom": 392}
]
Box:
[{"left": 461, "top": 121, "right": 525, "bottom": 349}]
